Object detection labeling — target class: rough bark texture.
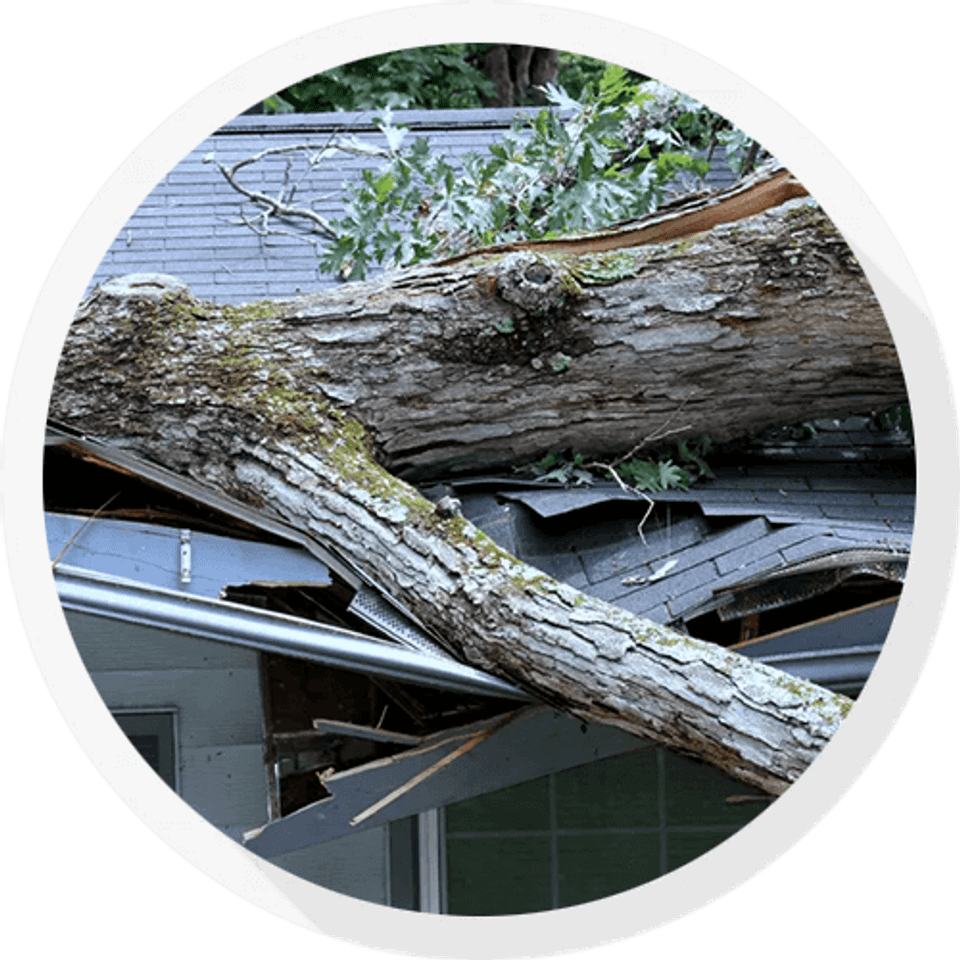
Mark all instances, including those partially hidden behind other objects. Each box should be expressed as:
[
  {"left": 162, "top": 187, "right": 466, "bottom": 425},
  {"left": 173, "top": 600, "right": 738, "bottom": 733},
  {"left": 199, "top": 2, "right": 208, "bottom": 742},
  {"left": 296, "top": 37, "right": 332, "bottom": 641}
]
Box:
[{"left": 48, "top": 181, "right": 897, "bottom": 795}]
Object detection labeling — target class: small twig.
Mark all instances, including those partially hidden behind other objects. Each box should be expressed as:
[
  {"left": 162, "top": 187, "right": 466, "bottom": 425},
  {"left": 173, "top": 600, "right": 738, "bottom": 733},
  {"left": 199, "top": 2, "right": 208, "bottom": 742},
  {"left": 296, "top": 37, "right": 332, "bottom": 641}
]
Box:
[
  {"left": 608, "top": 400, "right": 693, "bottom": 469},
  {"left": 739, "top": 140, "right": 761, "bottom": 179},
  {"left": 581, "top": 403, "right": 694, "bottom": 545},
  {"left": 51, "top": 493, "right": 120, "bottom": 569},
  {"left": 583, "top": 461, "right": 655, "bottom": 544},
  {"left": 205, "top": 141, "right": 395, "bottom": 242}
]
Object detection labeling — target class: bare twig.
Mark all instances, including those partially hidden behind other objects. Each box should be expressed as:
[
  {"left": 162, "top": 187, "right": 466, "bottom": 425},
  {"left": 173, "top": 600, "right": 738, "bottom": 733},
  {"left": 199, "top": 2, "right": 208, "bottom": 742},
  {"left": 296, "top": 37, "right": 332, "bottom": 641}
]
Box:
[
  {"left": 608, "top": 398, "right": 693, "bottom": 468},
  {"left": 581, "top": 401, "right": 694, "bottom": 544},
  {"left": 208, "top": 154, "right": 339, "bottom": 240},
  {"left": 51, "top": 493, "right": 120, "bottom": 569},
  {"left": 204, "top": 137, "right": 394, "bottom": 244}
]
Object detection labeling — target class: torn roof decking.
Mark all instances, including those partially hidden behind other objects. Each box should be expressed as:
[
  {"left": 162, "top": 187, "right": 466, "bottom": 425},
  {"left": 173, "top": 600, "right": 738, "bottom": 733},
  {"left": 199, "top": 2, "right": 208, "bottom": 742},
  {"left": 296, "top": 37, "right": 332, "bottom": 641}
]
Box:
[{"left": 490, "top": 480, "right": 914, "bottom": 530}]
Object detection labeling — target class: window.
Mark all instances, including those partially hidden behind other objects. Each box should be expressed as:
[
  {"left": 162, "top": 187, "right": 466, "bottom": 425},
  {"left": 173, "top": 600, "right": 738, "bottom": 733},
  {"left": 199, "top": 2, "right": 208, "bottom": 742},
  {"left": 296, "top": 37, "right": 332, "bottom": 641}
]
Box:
[
  {"left": 440, "top": 747, "right": 767, "bottom": 914},
  {"left": 112, "top": 710, "right": 179, "bottom": 793}
]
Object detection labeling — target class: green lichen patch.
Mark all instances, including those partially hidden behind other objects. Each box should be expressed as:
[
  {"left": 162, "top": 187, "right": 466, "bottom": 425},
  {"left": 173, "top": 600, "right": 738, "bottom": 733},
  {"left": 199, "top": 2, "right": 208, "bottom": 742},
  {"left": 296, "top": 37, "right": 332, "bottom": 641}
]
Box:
[
  {"left": 505, "top": 568, "right": 555, "bottom": 596},
  {"left": 564, "top": 250, "right": 641, "bottom": 285},
  {"left": 771, "top": 672, "right": 853, "bottom": 720},
  {"left": 667, "top": 236, "right": 696, "bottom": 258},
  {"left": 832, "top": 694, "right": 854, "bottom": 719}
]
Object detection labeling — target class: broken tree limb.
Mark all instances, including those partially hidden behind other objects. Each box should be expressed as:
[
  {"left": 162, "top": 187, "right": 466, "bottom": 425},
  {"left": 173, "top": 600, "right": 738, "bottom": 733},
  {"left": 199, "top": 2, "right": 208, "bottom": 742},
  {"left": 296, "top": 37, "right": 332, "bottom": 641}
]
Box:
[
  {"left": 433, "top": 161, "right": 811, "bottom": 264},
  {"left": 48, "top": 175, "right": 897, "bottom": 794}
]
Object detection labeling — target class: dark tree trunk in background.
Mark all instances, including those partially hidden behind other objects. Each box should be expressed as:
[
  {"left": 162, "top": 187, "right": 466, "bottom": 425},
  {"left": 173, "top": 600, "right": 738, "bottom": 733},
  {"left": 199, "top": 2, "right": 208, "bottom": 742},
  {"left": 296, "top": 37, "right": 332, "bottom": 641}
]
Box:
[{"left": 480, "top": 45, "right": 560, "bottom": 106}]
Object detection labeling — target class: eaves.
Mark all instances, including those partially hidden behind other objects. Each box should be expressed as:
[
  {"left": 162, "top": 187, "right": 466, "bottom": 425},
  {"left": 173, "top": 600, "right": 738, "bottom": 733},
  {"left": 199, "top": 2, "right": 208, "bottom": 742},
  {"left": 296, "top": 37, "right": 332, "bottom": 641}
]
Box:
[{"left": 55, "top": 563, "right": 527, "bottom": 701}]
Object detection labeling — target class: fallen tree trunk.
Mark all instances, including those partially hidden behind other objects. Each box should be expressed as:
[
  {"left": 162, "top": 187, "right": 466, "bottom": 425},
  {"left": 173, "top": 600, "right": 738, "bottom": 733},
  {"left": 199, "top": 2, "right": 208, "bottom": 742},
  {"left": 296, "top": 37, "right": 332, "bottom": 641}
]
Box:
[{"left": 49, "top": 177, "right": 902, "bottom": 795}]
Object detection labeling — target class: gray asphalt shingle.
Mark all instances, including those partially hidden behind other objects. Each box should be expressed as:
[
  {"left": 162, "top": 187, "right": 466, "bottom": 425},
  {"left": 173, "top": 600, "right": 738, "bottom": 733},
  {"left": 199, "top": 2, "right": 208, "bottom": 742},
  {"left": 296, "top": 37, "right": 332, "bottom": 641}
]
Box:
[{"left": 84, "top": 106, "right": 741, "bottom": 304}]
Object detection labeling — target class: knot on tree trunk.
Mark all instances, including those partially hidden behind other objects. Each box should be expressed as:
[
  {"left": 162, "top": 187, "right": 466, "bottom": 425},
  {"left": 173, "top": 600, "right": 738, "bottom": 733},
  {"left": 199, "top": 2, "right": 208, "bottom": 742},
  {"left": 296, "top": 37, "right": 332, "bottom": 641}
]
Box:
[{"left": 493, "top": 252, "right": 569, "bottom": 314}]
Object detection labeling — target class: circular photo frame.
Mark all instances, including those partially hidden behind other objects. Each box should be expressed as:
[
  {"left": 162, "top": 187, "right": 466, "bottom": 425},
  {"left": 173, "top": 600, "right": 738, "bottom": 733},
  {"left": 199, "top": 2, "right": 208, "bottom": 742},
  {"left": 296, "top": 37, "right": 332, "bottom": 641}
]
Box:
[{"left": 5, "top": 3, "right": 955, "bottom": 957}]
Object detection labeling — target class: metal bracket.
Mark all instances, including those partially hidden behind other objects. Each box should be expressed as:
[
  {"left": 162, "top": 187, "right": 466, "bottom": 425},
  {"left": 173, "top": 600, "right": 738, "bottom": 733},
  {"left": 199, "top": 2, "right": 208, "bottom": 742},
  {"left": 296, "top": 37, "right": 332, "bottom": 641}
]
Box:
[{"left": 179, "top": 529, "right": 192, "bottom": 585}]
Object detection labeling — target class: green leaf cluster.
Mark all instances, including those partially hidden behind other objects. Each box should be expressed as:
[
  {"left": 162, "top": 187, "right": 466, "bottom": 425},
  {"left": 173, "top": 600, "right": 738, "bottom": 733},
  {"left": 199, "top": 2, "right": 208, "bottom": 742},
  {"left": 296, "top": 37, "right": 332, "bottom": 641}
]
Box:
[
  {"left": 319, "top": 66, "right": 729, "bottom": 279},
  {"left": 873, "top": 403, "right": 914, "bottom": 440},
  {"left": 529, "top": 448, "right": 699, "bottom": 493},
  {"left": 616, "top": 458, "right": 691, "bottom": 492},
  {"left": 534, "top": 452, "right": 594, "bottom": 486}
]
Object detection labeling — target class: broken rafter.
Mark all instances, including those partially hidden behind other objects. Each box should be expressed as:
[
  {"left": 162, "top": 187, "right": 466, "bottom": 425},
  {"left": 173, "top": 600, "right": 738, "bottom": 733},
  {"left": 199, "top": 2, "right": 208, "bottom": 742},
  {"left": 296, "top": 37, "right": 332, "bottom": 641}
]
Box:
[
  {"left": 310, "top": 718, "right": 423, "bottom": 746},
  {"left": 349, "top": 708, "right": 525, "bottom": 826}
]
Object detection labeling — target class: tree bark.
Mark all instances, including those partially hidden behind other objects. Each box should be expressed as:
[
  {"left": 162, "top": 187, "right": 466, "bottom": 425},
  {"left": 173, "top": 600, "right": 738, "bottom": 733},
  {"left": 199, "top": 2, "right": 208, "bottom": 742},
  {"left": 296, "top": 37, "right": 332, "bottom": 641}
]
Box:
[
  {"left": 479, "top": 45, "right": 560, "bottom": 106},
  {"left": 49, "top": 170, "right": 899, "bottom": 795}
]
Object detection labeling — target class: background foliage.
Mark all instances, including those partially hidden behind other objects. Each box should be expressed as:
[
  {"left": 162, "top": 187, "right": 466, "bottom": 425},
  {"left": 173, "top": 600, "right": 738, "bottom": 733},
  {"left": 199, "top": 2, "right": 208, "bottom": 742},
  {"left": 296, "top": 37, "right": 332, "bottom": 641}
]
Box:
[
  {"left": 212, "top": 47, "right": 913, "bottom": 494},
  {"left": 263, "top": 46, "right": 648, "bottom": 114}
]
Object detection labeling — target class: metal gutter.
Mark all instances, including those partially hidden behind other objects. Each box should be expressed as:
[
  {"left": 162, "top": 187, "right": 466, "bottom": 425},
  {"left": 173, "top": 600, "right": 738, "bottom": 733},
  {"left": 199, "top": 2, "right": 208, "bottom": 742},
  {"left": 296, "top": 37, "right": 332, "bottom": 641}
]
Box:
[
  {"left": 54, "top": 564, "right": 529, "bottom": 701},
  {"left": 754, "top": 645, "right": 881, "bottom": 690}
]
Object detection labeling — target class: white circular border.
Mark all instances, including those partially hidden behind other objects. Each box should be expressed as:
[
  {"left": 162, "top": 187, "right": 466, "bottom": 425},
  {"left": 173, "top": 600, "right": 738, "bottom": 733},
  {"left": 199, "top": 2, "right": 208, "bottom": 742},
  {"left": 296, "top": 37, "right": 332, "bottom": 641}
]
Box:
[{"left": 4, "top": 3, "right": 955, "bottom": 957}]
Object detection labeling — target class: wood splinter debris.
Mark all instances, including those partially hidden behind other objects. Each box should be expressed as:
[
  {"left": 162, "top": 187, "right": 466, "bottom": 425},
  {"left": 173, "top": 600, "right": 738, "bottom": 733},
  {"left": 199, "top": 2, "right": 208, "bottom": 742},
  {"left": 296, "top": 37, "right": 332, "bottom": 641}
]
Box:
[
  {"left": 622, "top": 558, "right": 678, "bottom": 586},
  {"left": 349, "top": 710, "right": 524, "bottom": 827}
]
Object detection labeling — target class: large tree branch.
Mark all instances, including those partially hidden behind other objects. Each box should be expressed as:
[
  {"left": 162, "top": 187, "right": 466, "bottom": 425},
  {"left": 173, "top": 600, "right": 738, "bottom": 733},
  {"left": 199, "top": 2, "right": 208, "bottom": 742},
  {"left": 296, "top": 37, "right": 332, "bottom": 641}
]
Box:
[{"left": 49, "top": 175, "right": 900, "bottom": 794}]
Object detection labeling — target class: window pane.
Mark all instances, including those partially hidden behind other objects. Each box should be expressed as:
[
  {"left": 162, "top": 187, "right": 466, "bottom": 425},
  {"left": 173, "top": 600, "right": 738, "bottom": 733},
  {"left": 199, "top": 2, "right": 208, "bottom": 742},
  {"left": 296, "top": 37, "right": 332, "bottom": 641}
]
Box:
[
  {"left": 113, "top": 712, "right": 177, "bottom": 791},
  {"left": 554, "top": 749, "right": 659, "bottom": 829},
  {"left": 446, "top": 835, "right": 553, "bottom": 915},
  {"left": 557, "top": 833, "right": 661, "bottom": 908}
]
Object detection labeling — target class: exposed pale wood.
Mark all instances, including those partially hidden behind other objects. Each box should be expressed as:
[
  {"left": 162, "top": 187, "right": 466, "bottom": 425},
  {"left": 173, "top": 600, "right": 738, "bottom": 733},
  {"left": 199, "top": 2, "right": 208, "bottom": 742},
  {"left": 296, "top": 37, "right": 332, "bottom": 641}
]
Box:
[
  {"left": 49, "top": 174, "right": 890, "bottom": 795},
  {"left": 434, "top": 163, "right": 810, "bottom": 263},
  {"left": 349, "top": 709, "right": 524, "bottom": 826},
  {"left": 310, "top": 719, "right": 424, "bottom": 745}
]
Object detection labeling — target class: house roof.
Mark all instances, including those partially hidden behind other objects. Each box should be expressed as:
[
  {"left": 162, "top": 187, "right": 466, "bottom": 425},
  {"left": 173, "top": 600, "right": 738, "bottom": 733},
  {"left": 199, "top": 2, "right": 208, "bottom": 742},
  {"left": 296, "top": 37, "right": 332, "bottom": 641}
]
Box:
[
  {"left": 423, "top": 413, "right": 913, "bottom": 684},
  {"left": 63, "top": 107, "right": 912, "bottom": 700},
  {"left": 86, "top": 107, "right": 740, "bottom": 305},
  {"left": 47, "top": 407, "right": 913, "bottom": 701}
]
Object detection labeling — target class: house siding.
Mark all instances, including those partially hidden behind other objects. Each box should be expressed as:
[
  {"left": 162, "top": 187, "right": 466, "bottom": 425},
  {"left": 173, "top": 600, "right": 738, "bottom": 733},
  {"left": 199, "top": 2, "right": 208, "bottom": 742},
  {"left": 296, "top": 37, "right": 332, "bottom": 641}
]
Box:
[
  {"left": 62, "top": 606, "right": 393, "bottom": 902},
  {"left": 65, "top": 609, "right": 269, "bottom": 842}
]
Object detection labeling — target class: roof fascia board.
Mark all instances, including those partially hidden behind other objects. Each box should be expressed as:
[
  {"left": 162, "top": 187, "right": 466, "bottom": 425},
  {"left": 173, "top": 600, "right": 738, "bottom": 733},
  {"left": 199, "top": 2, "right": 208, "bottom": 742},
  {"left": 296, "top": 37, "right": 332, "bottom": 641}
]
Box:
[
  {"left": 45, "top": 511, "right": 332, "bottom": 599},
  {"left": 245, "top": 705, "right": 646, "bottom": 857}
]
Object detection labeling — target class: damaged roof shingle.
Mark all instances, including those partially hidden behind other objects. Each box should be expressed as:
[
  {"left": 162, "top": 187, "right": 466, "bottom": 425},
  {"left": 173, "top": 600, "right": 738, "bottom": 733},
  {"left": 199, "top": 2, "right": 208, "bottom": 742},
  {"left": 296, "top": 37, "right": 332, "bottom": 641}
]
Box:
[{"left": 438, "top": 418, "right": 914, "bottom": 632}]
